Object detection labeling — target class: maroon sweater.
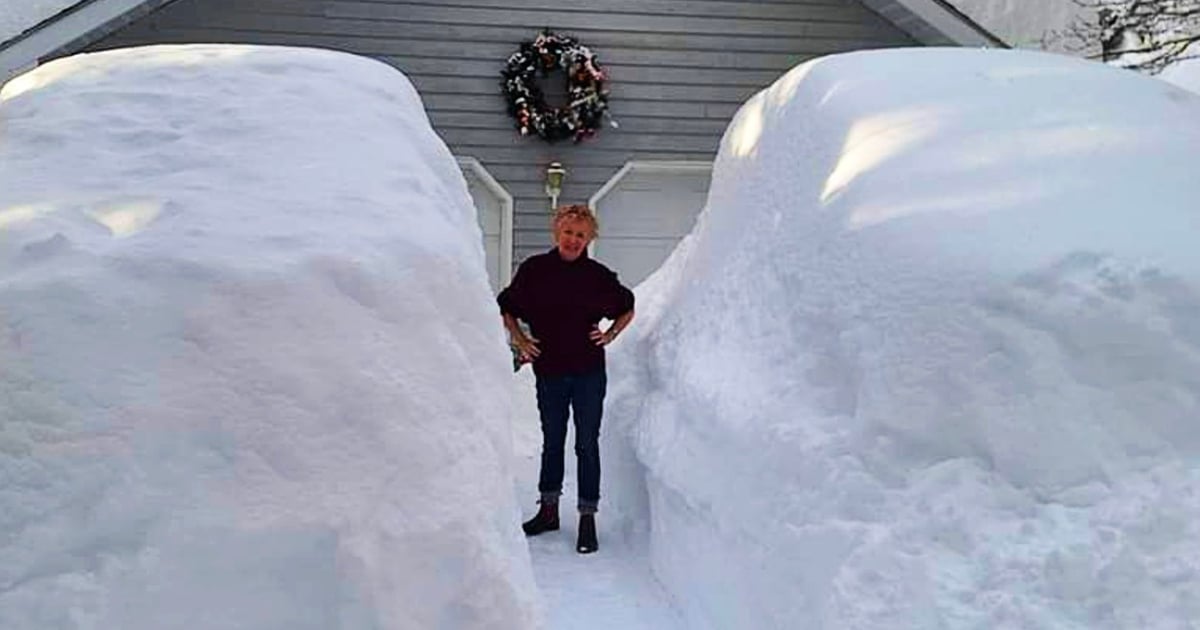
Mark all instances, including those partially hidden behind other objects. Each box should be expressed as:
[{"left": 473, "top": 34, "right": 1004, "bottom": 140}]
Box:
[{"left": 498, "top": 249, "right": 635, "bottom": 377}]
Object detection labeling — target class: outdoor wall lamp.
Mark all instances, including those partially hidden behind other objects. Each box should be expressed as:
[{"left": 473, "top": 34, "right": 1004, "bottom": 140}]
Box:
[{"left": 545, "top": 161, "right": 566, "bottom": 209}]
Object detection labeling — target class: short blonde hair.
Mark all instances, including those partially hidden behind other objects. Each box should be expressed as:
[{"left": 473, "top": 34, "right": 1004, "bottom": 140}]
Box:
[{"left": 552, "top": 204, "right": 598, "bottom": 237}]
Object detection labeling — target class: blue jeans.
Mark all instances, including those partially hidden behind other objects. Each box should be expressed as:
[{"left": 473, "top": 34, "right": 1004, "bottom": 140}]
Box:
[{"left": 535, "top": 368, "right": 606, "bottom": 513}]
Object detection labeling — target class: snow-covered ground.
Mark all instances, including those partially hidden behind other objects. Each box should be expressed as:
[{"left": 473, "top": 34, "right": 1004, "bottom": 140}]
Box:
[
  {"left": 508, "top": 369, "right": 686, "bottom": 629},
  {"left": 602, "top": 47, "right": 1200, "bottom": 628},
  {"left": 4, "top": 42, "right": 1200, "bottom": 630},
  {"left": 0, "top": 45, "right": 539, "bottom": 629}
]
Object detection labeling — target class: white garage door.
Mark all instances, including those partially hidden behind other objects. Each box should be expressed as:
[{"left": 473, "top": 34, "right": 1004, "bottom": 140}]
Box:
[
  {"left": 591, "top": 162, "right": 711, "bottom": 288},
  {"left": 458, "top": 158, "right": 512, "bottom": 293}
]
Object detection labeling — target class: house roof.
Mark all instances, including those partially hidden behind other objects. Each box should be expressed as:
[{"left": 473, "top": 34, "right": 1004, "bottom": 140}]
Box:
[
  {"left": 1, "top": 0, "right": 1005, "bottom": 84},
  {"left": 1, "top": 1, "right": 78, "bottom": 44},
  {"left": 860, "top": 0, "right": 1007, "bottom": 47},
  {"left": 0, "top": 0, "right": 172, "bottom": 81}
]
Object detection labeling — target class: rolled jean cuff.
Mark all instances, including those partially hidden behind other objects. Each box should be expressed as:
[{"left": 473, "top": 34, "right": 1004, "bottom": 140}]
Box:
[
  {"left": 539, "top": 491, "right": 562, "bottom": 504},
  {"left": 577, "top": 500, "right": 598, "bottom": 515}
]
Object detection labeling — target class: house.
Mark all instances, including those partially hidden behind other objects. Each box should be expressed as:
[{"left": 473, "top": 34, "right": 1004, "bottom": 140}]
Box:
[{"left": 0, "top": 0, "right": 1001, "bottom": 291}]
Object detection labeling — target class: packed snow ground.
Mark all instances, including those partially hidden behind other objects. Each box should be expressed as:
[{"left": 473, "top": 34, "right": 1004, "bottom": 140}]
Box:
[
  {"left": 4, "top": 42, "right": 1200, "bottom": 630},
  {"left": 508, "top": 370, "right": 685, "bottom": 629}
]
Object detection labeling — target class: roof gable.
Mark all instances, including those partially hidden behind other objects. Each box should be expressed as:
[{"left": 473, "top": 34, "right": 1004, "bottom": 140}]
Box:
[
  {"left": 2, "top": 0, "right": 1004, "bottom": 84},
  {"left": 858, "top": 0, "right": 1005, "bottom": 46},
  {"left": 1, "top": 0, "right": 168, "bottom": 81},
  {"left": 1, "top": 1, "right": 84, "bottom": 44}
]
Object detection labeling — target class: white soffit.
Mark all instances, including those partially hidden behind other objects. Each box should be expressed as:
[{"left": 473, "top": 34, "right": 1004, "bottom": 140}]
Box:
[{"left": 861, "top": 0, "right": 1006, "bottom": 47}]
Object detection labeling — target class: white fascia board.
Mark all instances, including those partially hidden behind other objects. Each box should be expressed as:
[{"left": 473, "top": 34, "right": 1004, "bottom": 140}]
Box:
[
  {"left": 587, "top": 160, "right": 713, "bottom": 258},
  {"left": 1, "top": 0, "right": 150, "bottom": 84},
  {"left": 888, "top": 0, "right": 1001, "bottom": 47},
  {"left": 588, "top": 160, "right": 713, "bottom": 211}
]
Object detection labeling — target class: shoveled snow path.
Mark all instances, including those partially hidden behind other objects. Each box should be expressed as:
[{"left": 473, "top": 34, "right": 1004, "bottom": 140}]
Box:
[{"left": 510, "top": 370, "right": 686, "bottom": 629}]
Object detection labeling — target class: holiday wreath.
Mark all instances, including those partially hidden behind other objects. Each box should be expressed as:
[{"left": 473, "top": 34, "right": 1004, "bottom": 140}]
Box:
[{"left": 500, "top": 30, "right": 611, "bottom": 143}]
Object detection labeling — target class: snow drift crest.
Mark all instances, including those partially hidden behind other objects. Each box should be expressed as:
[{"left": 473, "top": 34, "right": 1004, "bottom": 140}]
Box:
[{"left": 613, "top": 48, "right": 1200, "bottom": 628}]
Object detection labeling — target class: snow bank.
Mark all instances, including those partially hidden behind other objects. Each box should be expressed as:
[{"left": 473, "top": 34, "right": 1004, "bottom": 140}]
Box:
[
  {"left": 1160, "top": 45, "right": 1200, "bottom": 94},
  {"left": 608, "top": 48, "right": 1200, "bottom": 628},
  {"left": 0, "top": 45, "right": 539, "bottom": 629}
]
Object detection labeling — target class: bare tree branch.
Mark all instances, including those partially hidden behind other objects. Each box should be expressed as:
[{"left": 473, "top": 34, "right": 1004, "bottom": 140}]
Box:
[{"left": 1049, "top": 0, "right": 1200, "bottom": 73}]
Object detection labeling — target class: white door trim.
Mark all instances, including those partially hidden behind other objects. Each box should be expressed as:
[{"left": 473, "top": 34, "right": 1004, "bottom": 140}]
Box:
[
  {"left": 457, "top": 156, "right": 514, "bottom": 288},
  {"left": 587, "top": 160, "right": 712, "bottom": 257}
]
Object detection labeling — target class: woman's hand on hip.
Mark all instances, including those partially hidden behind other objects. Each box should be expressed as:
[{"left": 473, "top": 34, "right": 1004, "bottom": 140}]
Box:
[
  {"left": 512, "top": 334, "right": 541, "bottom": 362},
  {"left": 590, "top": 325, "right": 617, "bottom": 347}
]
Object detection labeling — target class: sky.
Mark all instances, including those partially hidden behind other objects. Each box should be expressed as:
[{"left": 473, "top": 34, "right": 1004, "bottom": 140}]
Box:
[{"left": 2, "top": 37, "right": 1200, "bottom": 630}]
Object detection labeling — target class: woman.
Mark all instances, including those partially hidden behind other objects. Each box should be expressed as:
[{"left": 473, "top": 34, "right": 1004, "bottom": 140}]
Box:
[{"left": 497, "top": 204, "right": 635, "bottom": 554}]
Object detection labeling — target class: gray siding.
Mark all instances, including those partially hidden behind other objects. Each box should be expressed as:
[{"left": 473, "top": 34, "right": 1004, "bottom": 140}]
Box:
[{"left": 77, "top": 0, "right": 916, "bottom": 263}]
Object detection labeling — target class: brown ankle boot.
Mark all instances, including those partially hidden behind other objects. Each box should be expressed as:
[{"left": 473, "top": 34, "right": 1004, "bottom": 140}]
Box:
[{"left": 522, "top": 501, "right": 559, "bottom": 536}]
